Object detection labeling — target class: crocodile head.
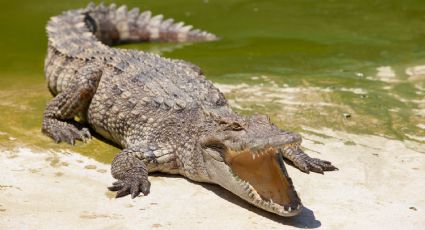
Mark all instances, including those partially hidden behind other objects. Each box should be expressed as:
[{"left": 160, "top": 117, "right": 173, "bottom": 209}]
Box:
[{"left": 200, "top": 114, "right": 303, "bottom": 216}]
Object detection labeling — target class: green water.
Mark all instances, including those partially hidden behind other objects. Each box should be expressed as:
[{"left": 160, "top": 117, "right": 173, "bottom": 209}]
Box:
[{"left": 0, "top": 0, "right": 424, "bottom": 162}]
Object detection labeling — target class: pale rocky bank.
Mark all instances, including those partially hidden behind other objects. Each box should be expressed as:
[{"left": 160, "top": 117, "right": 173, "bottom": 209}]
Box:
[{"left": 0, "top": 128, "right": 424, "bottom": 229}]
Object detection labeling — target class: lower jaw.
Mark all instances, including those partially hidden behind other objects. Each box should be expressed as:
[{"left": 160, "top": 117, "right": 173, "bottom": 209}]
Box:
[
  {"left": 216, "top": 172, "right": 303, "bottom": 217},
  {"left": 224, "top": 148, "right": 302, "bottom": 216},
  {"left": 244, "top": 185, "right": 303, "bottom": 217}
]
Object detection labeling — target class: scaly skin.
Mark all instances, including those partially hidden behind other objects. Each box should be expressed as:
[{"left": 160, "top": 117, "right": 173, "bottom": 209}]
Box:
[{"left": 42, "top": 3, "right": 337, "bottom": 217}]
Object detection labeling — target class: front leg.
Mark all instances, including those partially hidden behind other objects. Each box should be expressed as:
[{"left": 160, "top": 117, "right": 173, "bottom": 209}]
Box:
[
  {"left": 281, "top": 145, "right": 338, "bottom": 174},
  {"left": 108, "top": 149, "right": 151, "bottom": 198},
  {"left": 42, "top": 67, "right": 101, "bottom": 145}
]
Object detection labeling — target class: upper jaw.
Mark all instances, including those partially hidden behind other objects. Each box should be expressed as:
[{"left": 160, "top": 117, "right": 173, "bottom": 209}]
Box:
[{"left": 226, "top": 133, "right": 302, "bottom": 153}]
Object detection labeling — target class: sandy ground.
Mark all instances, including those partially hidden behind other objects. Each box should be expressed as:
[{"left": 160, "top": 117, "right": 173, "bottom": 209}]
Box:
[{"left": 1, "top": 128, "right": 424, "bottom": 230}]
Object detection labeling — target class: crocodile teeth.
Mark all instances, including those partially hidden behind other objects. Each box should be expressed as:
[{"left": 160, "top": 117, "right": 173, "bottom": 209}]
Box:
[{"left": 243, "top": 183, "right": 250, "bottom": 191}]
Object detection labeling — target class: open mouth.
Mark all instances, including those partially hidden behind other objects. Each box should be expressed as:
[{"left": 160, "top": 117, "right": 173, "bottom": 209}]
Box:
[{"left": 224, "top": 147, "right": 302, "bottom": 216}]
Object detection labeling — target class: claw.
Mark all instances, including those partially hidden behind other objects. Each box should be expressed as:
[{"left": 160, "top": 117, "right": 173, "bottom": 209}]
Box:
[
  {"left": 108, "top": 175, "right": 150, "bottom": 199},
  {"left": 130, "top": 185, "right": 141, "bottom": 199},
  {"left": 108, "top": 181, "right": 124, "bottom": 191},
  {"left": 281, "top": 146, "right": 338, "bottom": 174},
  {"left": 52, "top": 134, "right": 61, "bottom": 143},
  {"left": 140, "top": 180, "right": 151, "bottom": 196},
  {"left": 311, "top": 158, "right": 338, "bottom": 172},
  {"left": 321, "top": 160, "right": 332, "bottom": 165},
  {"left": 116, "top": 184, "right": 131, "bottom": 198},
  {"left": 309, "top": 163, "right": 324, "bottom": 174},
  {"left": 81, "top": 128, "right": 92, "bottom": 142},
  {"left": 42, "top": 119, "right": 92, "bottom": 145},
  {"left": 69, "top": 138, "right": 75, "bottom": 145}
]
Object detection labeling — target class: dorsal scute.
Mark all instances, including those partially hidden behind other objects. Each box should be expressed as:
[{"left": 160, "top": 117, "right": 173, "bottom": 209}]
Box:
[{"left": 46, "top": 3, "right": 218, "bottom": 59}]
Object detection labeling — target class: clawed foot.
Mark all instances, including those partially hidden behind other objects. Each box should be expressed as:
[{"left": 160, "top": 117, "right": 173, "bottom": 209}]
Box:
[
  {"left": 282, "top": 147, "right": 338, "bottom": 174},
  {"left": 294, "top": 156, "right": 338, "bottom": 174},
  {"left": 42, "top": 119, "right": 91, "bottom": 145},
  {"left": 108, "top": 171, "right": 151, "bottom": 198}
]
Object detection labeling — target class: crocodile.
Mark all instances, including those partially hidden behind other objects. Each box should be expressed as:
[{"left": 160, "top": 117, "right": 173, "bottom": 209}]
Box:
[{"left": 42, "top": 3, "right": 337, "bottom": 217}]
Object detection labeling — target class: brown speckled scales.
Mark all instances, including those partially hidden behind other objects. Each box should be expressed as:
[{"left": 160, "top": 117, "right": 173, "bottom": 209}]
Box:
[
  {"left": 43, "top": 3, "right": 229, "bottom": 198},
  {"left": 42, "top": 3, "right": 337, "bottom": 209}
]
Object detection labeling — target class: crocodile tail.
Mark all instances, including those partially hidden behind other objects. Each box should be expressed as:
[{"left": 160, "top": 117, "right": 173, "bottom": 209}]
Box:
[{"left": 85, "top": 3, "right": 218, "bottom": 45}]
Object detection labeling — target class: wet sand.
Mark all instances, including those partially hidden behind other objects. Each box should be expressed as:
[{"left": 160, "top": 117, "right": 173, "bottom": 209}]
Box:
[{"left": 1, "top": 128, "right": 424, "bottom": 229}]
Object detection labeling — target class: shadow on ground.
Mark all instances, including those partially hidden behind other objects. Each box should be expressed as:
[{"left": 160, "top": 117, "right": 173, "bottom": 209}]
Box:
[{"left": 150, "top": 173, "right": 321, "bottom": 228}]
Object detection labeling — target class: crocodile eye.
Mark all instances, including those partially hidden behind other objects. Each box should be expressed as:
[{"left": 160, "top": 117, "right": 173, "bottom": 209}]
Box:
[
  {"left": 227, "top": 122, "right": 244, "bottom": 131},
  {"left": 216, "top": 118, "right": 244, "bottom": 131}
]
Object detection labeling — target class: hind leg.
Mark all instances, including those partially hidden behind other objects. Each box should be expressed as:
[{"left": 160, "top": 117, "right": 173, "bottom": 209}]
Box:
[{"left": 42, "top": 67, "right": 102, "bottom": 145}]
